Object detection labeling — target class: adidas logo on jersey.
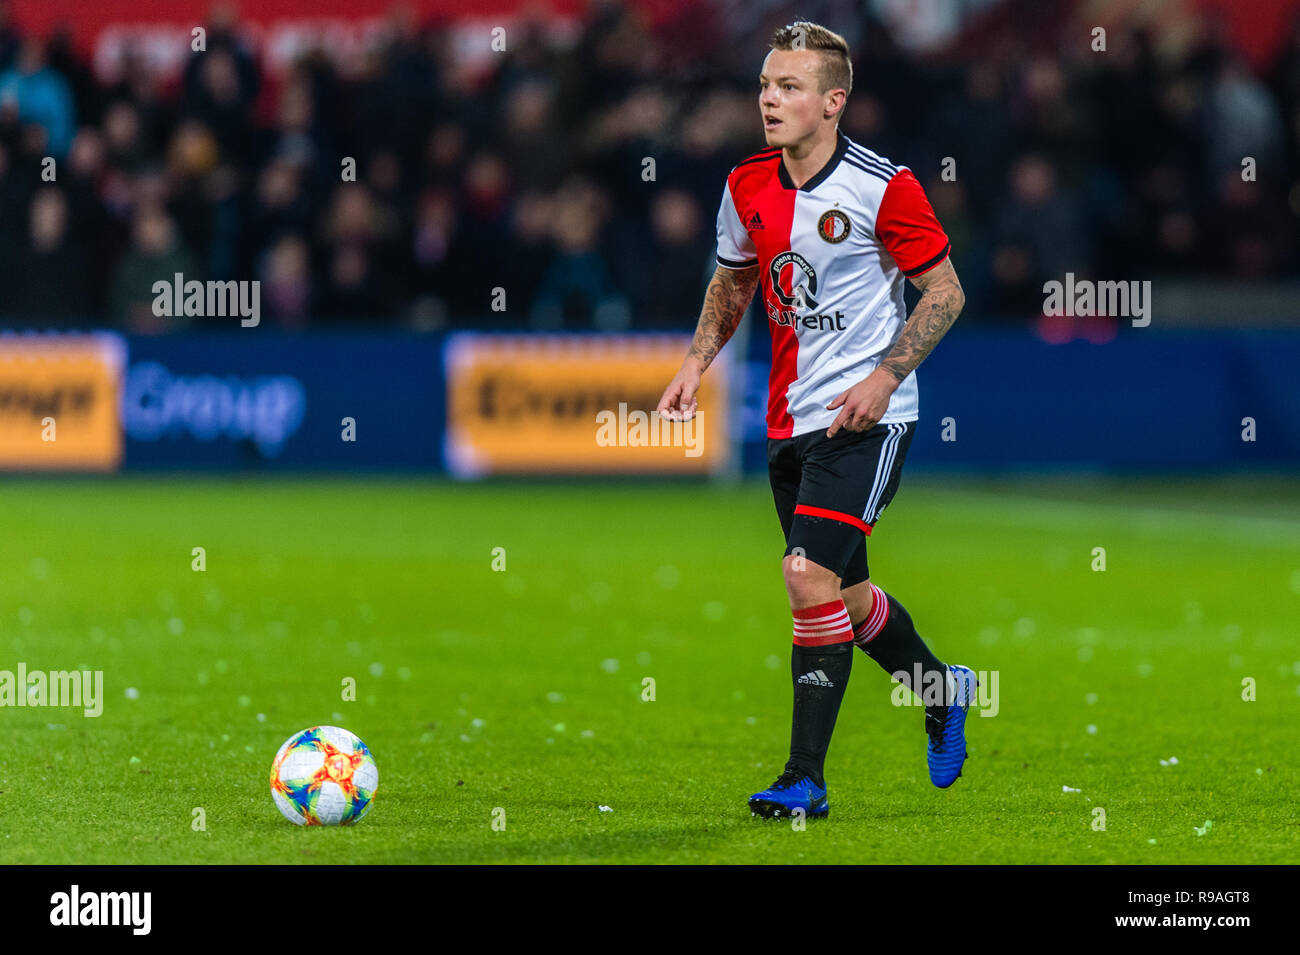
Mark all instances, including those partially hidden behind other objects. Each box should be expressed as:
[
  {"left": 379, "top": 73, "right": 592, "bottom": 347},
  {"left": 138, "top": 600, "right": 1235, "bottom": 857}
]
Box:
[
  {"left": 746, "top": 211, "right": 764, "bottom": 230},
  {"left": 797, "top": 669, "right": 835, "bottom": 687}
]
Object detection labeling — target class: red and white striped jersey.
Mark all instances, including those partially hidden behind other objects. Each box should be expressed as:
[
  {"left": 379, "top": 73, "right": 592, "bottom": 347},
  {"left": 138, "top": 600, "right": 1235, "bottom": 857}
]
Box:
[{"left": 715, "top": 131, "right": 950, "bottom": 438}]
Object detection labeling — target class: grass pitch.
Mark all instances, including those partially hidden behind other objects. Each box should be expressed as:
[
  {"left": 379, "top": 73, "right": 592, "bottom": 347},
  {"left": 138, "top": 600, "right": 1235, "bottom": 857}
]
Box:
[{"left": 0, "top": 475, "right": 1296, "bottom": 864}]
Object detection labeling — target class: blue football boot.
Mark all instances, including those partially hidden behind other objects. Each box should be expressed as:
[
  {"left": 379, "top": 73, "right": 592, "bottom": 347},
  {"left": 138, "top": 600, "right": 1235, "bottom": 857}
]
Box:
[
  {"left": 926, "top": 664, "right": 978, "bottom": 788},
  {"left": 748, "top": 767, "right": 829, "bottom": 819}
]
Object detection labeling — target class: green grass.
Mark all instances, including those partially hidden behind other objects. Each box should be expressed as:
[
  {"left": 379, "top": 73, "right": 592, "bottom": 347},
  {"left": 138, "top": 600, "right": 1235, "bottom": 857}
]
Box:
[{"left": 0, "top": 475, "right": 1297, "bottom": 864}]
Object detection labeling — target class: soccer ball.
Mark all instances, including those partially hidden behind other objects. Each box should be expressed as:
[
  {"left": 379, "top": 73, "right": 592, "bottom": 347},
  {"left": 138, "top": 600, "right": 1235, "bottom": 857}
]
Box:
[{"left": 270, "top": 726, "right": 378, "bottom": 826}]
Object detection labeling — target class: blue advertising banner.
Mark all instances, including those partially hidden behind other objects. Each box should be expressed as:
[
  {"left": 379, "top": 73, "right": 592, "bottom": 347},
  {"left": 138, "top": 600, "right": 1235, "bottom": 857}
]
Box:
[
  {"left": 122, "top": 333, "right": 445, "bottom": 470},
  {"left": 740, "top": 327, "right": 1300, "bottom": 472}
]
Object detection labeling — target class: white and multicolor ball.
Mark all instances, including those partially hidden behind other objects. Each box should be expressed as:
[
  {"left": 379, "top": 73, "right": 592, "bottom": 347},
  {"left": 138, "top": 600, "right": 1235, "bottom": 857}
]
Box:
[{"left": 270, "top": 726, "right": 378, "bottom": 826}]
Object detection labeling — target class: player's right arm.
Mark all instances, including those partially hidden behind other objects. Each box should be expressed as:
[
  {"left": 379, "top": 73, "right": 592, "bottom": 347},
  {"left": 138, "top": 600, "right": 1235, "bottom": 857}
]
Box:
[{"left": 657, "top": 262, "right": 759, "bottom": 420}]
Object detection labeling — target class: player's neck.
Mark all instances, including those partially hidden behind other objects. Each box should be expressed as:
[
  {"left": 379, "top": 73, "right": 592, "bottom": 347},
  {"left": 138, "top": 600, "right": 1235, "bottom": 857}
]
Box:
[{"left": 782, "top": 127, "right": 840, "bottom": 188}]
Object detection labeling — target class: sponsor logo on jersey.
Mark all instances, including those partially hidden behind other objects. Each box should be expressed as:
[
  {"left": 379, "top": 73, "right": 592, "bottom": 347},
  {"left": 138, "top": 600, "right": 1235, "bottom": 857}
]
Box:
[
  {"left": 746, "top": 210, "right": 765, "bottom": 230},
  {"left": 766, "top": 251, "right": 847, "bottom": 331},
  {"left": 817, "top": 209, "right": 851, "bottom": 243},
  {"left": 769, "top": 251, "right": 819, "bottom": 310}
]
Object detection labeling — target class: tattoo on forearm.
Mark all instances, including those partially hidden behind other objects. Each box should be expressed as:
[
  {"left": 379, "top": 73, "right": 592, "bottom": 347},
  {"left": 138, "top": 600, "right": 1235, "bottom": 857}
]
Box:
[
  {"left": 879, "top": 280, "right": 963, "bottom": 383},
  {"left": 686, "top": 266, "right": 759, "bottom": 369}
]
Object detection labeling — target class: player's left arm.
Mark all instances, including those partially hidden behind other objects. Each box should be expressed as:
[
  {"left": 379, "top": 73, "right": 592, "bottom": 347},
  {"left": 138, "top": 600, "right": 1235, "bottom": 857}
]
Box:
[
  {"left": 826, "top": 258, "right": 965, "bottom": 437},
  {"left": 826, "top": 261, "right": 961, "bottom": 441},
  {"left": 879, "top": 257, "right": 965, "bottom": 384}
]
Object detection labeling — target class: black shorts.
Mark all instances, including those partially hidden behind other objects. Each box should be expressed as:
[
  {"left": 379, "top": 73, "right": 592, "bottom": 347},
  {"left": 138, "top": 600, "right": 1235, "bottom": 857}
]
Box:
[{"left": 768, "top": 420, "right": 915, "bottom": 587}]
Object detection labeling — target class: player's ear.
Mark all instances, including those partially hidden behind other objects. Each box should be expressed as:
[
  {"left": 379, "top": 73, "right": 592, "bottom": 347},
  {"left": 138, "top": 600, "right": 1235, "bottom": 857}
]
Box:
[{"left": 824, "top": 89, "right": 846, "bottom": 121}]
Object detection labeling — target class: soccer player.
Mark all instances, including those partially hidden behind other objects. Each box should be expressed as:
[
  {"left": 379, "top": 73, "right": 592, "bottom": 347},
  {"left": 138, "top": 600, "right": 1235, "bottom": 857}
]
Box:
[{"left": 656, "top": 21, "right": 977, "bottom": 819}]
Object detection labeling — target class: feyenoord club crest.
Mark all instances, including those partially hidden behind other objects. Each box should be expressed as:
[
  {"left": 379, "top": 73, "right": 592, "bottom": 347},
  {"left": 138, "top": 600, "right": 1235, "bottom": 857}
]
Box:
[{"left": 817, "top": 209, "right": 851, "bottom": 243}]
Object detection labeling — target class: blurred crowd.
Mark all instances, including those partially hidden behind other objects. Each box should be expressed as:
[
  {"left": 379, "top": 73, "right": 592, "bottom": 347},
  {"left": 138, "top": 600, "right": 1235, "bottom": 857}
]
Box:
[{"left": 0, "top": 0, "right": 1297, "bottom": 332}]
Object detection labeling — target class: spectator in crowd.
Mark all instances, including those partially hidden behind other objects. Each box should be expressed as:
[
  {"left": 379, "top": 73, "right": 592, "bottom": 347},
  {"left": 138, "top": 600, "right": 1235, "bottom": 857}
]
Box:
[
  {"left": 0, "top": 141, "right": 29, "bottom": 268},
  {"left": 260, "top": 233, "right": 314, "bottom": 328},
  {"left": 110, "top": 204, "right": 197, "bottom": 332},
  {"left": 404, "top": 186, "right": 461, "bottom": 325},
  {"left": 0, "top": 37, "right": 75, "bottom": 157},
  {"left": 609, "top": 186, "right": 713, "bottom": 327},
  {"left": 0, "top": 187, "right": 90, "bottom": 321},
  {"left": 529, "top": 176, "right": 630, "bottom": 330},
  {"left": 0, "top": 1, "right": 21, "bottom": 74},
  {"left": 991, "top": 154, "right": 1088, "bottom": 316}
]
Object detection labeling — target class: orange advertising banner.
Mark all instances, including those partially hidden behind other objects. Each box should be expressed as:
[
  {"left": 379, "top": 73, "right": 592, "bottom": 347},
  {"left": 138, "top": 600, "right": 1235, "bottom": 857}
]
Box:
[
  {"left": 445, "top": 334, "right": 731, "bottom": 476},
  {"left": 0, "top": 333, "right": 125, "bottom": 471}
]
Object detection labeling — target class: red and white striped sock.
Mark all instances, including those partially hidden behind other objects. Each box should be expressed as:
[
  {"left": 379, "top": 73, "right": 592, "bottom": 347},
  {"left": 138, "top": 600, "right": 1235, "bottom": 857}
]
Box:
[
  {"left": 852, "top": 583, "right": 890, "bottom": 647},
  {"left": 792, "top": 598, "right": 854, "bottom": 647}
]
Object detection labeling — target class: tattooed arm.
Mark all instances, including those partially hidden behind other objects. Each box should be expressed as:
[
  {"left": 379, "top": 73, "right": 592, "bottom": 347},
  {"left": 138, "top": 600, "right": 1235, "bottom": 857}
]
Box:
[
  {"left": 657, "top": 263, "right": 760, "bottom": 420},
  {"left": 826, "top": 257, "right": 965, "bottom": 437},
  {"left": 877, "top": 258, "right": 965, "bottom": 383}
]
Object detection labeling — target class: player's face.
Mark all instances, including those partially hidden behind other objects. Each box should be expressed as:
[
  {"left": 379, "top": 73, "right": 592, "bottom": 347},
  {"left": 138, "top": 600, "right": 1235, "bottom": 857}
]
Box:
[{"left": 759, "top": 49, "right": 834, "bottom": 148}]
